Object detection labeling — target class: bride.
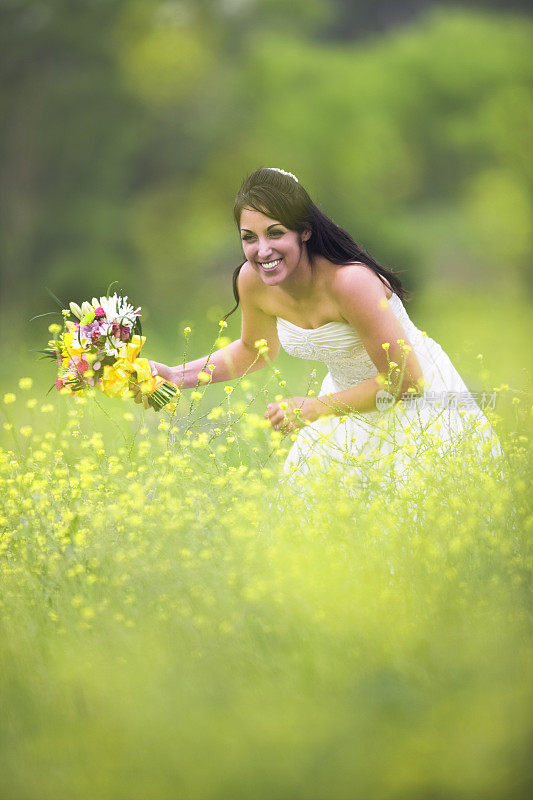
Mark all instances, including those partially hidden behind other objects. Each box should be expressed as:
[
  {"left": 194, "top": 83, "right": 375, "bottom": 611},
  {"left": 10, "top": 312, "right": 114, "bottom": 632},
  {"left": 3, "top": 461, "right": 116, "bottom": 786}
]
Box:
[{"left": 135, "top": 167, "right": 501, "bottom": 486}]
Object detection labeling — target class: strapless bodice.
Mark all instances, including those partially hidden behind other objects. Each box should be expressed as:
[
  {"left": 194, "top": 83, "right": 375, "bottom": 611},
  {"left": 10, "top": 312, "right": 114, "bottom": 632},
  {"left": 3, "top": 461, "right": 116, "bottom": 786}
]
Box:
[{"left": 276, "top": 293, "right": 432, "bottom": 392}]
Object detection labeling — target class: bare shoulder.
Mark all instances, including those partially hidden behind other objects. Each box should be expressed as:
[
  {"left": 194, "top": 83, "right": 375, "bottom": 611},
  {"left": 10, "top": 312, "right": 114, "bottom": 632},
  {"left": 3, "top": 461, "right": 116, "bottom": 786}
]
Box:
[
  {"left": 237, "top": 261, "right": 276, "bottom": 322},
  {"left": 330, "top": 262, "right": 392, "bottom": 310},
  {"left": 236, "top": 261, "right": 280, "bottom": 353},
  {"left": 238, "top": 260, "right": 261, "bottom": 286},
  {"left": 237, "top": 261, "right": 266, "bottom": 302}
]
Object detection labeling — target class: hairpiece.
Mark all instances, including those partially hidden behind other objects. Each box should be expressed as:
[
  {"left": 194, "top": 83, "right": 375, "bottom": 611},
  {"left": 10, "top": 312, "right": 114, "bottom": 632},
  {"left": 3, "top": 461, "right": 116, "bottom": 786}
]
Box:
[{"left": 267, "top": 167, "right": 299, "bottom": 183}]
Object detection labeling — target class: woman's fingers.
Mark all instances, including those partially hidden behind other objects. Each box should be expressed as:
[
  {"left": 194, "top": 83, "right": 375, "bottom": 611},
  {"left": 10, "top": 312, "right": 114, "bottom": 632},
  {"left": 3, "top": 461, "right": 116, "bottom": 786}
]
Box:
[
  {"left": 148, "top": 359, "right": 177, "bottom": 383},
  {"left": 265, "top": 402, "right": 293, "bottom": 432},
  {"left": 265, "top": 402, "right": 281, "bottom": 423},
  {"left": 265, "top": 398, "right": 304, "bottom": 434}
]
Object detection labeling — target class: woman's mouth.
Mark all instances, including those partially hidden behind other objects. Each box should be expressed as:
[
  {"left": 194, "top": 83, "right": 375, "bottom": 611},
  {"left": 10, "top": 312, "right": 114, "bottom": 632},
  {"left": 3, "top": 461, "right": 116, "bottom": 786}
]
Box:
[{"left": 259, "top": 258, "right": 282, "bottom": 272}]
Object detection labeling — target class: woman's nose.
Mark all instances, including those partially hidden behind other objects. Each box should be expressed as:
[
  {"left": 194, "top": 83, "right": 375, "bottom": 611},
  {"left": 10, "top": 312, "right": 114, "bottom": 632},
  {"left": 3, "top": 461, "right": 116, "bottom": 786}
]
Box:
[{"left": 257, "top": 239, "right": 273, "bottom": 258}]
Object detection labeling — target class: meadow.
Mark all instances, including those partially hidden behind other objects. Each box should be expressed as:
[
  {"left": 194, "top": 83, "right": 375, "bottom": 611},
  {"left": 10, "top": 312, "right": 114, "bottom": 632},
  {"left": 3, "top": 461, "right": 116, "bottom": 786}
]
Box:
[{"left": 0, "top": 288, "right": 531, "bottom": 800}]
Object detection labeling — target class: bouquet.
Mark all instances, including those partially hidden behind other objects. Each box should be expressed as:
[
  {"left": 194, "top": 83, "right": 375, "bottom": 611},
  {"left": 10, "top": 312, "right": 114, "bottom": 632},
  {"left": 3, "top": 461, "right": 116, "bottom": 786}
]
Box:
[{"left": 42, "top": 293, "right": 179, "bottom": 411}]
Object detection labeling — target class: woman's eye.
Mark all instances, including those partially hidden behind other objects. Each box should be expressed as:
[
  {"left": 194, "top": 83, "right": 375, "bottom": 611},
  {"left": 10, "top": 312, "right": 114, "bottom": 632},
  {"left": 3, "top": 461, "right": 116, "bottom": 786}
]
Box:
[{"left": 241, "top": 230, "right": 284, "bottom": 242}]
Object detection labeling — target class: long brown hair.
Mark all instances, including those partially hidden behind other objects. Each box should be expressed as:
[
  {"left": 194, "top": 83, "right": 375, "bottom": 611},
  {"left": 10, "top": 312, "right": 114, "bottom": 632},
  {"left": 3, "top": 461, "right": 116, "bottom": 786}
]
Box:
[{"left": 225, "top": 167, "right": 409, "bottom": 319}]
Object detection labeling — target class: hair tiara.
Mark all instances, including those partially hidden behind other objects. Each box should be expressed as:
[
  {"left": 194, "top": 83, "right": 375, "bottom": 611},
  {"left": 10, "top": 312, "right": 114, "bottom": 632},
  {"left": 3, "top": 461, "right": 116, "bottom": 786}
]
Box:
[{"left": 267, "top": 167, "right": 299, "bottom": 183}]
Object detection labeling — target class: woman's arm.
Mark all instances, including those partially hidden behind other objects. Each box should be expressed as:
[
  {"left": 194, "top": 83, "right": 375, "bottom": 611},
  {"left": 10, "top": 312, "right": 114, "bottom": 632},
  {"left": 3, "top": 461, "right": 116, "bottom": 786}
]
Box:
[
  {"left": 313, "top": 269, "right": 424, "bottom": 417},
  {"left": 151, "top": 335, "right": 271, "bottom": 391},
  {"left": 134, "top": 263, "right": 280, "bottom": 406}
]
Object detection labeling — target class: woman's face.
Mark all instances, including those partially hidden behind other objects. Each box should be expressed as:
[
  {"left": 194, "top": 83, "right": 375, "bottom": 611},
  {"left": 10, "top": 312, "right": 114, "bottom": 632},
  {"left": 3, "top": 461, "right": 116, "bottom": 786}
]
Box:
[{"left": 239, "top": 207, "right": 310, "bottom": 286}]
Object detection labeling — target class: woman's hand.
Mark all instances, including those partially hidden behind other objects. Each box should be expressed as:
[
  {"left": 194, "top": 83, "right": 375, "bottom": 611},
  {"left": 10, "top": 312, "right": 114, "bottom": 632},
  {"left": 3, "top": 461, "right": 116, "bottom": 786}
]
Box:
[
  {"left": 129, "top": 360, "right": 182, "bottom": 409},
  {"left": 265, "top": 396, "right": 321, "bottom": 433},
  {"left": 148, "top": 360, "right": 181, "bottom": 384}
]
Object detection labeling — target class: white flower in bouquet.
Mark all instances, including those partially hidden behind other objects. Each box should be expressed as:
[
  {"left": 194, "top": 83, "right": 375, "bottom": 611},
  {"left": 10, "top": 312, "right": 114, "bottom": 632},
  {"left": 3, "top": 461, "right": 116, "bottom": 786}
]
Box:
[
  {"left": 98, "top": 321, "right": 123, "bottom": 357},
  {"left": 94, "top": 294, "right": 140, "bottom": 328}
]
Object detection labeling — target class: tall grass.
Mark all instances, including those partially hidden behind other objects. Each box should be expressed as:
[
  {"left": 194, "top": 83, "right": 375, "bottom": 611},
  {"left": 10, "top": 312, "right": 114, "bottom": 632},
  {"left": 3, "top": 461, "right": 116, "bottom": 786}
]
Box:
[{"left": 0, "top": 289, "right": 531, "bottom": 800}]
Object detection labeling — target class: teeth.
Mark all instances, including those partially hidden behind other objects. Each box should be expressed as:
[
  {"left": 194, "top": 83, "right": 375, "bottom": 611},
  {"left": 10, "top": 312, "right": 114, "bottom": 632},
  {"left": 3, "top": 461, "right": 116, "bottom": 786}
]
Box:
[{"left": 260, "top": 258, "right": 282, "bottom": 270}]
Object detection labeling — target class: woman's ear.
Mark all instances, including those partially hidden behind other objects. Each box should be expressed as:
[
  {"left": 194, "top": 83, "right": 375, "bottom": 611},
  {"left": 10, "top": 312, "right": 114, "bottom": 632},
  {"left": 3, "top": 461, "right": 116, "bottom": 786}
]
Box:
[{"left": 302, "top": 229, "right": 311, "bottom": 242}]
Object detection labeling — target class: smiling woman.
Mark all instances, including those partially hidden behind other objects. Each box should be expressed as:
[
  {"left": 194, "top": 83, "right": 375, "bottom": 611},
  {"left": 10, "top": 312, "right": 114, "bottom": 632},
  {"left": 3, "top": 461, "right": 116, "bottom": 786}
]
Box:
[{"left": 136, "top": 166, "right": 502, "bottom": 488}]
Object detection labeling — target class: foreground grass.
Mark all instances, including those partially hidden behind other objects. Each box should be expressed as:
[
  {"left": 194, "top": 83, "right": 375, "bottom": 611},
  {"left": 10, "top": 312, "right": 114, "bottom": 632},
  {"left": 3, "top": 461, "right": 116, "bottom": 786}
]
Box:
[{"left": 0, "top": 365, "right": 531, "bottom": 800}]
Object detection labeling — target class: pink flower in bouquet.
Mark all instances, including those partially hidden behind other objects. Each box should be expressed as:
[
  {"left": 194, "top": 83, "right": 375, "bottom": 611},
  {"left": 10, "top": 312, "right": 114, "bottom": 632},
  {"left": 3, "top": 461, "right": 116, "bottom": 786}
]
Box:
[
  {"left": 94, "top": 306, "right": 106, "bottom": 318},
  {"left": 76, "top": 357, "right": 90, "bottom": 375},
  {"left": 55, "top": 378, "right": 64, "bottom": 391}
]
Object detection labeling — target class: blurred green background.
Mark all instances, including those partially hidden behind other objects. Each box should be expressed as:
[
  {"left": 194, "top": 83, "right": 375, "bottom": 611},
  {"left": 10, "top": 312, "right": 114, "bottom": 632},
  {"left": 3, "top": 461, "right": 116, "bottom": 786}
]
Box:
[{"left": 1, "top": 0, "right": 532, "bottom": 396}]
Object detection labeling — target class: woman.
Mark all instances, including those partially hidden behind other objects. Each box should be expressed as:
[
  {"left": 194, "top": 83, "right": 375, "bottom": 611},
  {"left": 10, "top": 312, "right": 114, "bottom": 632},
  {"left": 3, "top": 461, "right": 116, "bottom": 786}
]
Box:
[{"left": 135, "top": 167, "right": 501, "bottom": 487}]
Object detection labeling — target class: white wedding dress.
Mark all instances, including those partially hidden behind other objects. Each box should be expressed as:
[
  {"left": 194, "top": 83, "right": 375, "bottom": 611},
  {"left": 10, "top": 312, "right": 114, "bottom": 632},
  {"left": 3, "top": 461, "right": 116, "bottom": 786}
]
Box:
[{"left": 277, "top": 293, "right": 502, "bottom": 490}]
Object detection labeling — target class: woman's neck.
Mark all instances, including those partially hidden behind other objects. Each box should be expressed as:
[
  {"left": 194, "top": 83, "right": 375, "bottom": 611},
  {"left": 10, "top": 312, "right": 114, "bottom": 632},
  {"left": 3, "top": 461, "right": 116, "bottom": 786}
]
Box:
[{"left": 279, "top": 252, "right": 322, "bottom": 301}]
